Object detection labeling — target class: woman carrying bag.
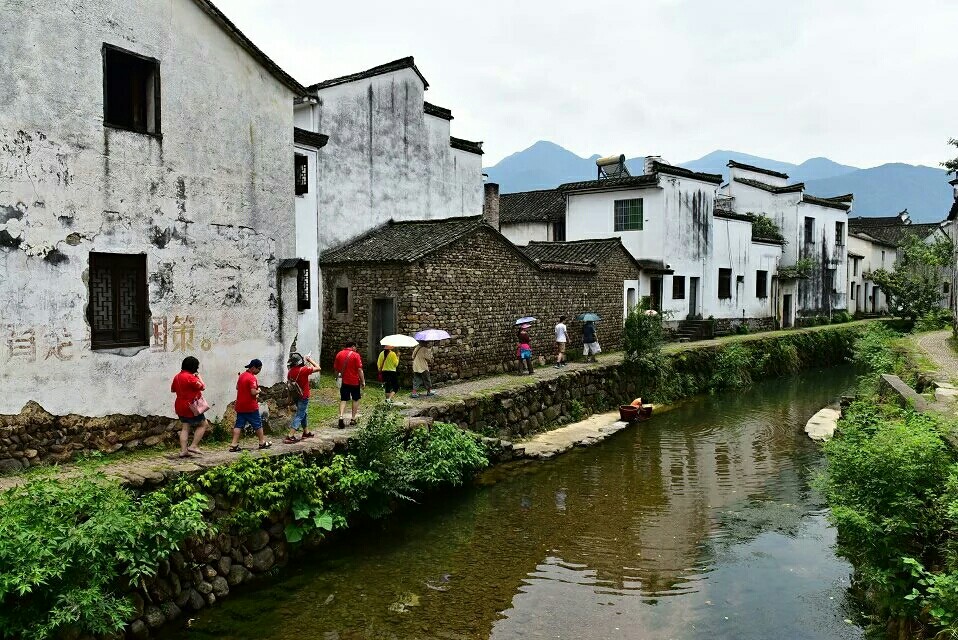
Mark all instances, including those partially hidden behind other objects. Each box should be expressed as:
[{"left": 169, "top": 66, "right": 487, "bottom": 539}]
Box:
[{"left": 171, "top": 356, "right": 210, "bottom": 458}]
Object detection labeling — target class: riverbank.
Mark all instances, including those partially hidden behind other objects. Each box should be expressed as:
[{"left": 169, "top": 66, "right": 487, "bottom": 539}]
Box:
[{"left": 0, "top": 321, "right": 877, "bottom": 639}]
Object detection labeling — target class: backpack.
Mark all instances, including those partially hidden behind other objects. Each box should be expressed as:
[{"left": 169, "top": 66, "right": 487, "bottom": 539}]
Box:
[{"left": 286, "top": 369, "right": 304, "bottom": 404}]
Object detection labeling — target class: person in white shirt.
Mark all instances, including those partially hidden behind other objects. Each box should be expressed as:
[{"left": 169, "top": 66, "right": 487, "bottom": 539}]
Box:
[{"left": 554, "top": 316, "right": 568, "bottom": 368}]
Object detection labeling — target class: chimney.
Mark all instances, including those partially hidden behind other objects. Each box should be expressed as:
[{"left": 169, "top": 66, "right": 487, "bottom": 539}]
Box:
[
  {"left": 644, "top": 155, "right": 663, "bottom": 175},
  {"left": 483, "top": 182, "right": 500, "bottom": 230}
]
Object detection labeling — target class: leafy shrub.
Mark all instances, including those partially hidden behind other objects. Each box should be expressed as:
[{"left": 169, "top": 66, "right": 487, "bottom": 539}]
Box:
[
  {"left": 734, "top": 323, "right": 750, "bottom": 335},
  {"left": 851, "top": 323, "right": 914, "bottom": 385},
  {"left": 404, "top": 422, "right": 487, "bottom": 489},
  {"left": 0, "top": 472, "right": 209, "bottom": 639},
  {"left": 749, "top": 214, "right": 785, "bottom": 243},
  {"left": 831, "top": 311, "right": 853, "bottom": 324},
  {"left": 709, "top": 343, "right": 766, "bottom": 391},
  {"left": 569, "top": 400, "right": 585, "bottom": 422},
  {"left": 915, "top": 308, "right": 953, "bottom": 333}
]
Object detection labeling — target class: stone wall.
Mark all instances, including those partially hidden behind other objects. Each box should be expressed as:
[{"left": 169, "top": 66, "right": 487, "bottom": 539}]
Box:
[
  {"left": 0, "top": 384, "right": 297, "bottom": 472},
  {"left": 322, "top": 226, "right": 638, "bottom": 381}
]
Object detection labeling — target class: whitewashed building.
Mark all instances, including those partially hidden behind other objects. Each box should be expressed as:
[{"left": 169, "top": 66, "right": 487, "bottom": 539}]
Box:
[
  {"left": 293, "top": 57, "right": 486, "bottom": 350},
  {"left": 0, "top": 0, "right": 307, "bottom": 417},
  {"left": 722, "top": 160, "right": 851, "bottom": 326}
]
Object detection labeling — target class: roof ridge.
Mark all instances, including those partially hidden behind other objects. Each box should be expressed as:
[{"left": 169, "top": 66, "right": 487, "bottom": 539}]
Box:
[
  {"left": 308, "top": 56, "right": 428, "bottom": 91},
  {"left": 727, "top": 159, "right": 790, "bottom": 180}
]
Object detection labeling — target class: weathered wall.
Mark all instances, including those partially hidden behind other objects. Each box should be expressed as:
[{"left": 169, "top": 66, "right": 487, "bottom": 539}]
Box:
[
  {"left": 293, "top": 143, "right": 321, "bottom": 356},
  {"left": 500, "top": 221, "right": 553, "bottom": 246},
  {"left": 304, "top": 69, "right": 483, "bottom": 254},
  {"left": 321, "top": 226, "right": 639, "bottom": 380},
  {"left": 0, "top": 0, "right": 298, "bottom": 418},
  {"left": 847, "top": 235, "right": 890, "bottom": 313},
  {"left": 710, "top": 216, "right": 781, "bottom": 320}
]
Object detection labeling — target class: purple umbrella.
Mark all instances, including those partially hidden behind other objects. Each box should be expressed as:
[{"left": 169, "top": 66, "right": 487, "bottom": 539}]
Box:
[{"left": 414, "top": 329, "right": 451, "bottom": 341}]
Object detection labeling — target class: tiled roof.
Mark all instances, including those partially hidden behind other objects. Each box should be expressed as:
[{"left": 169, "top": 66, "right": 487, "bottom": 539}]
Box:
[
  {"left": 522, "top": 238, "right": 625, "bottom": 265},
  {"left": 802, "top": 194, "right": 851, "bottom": 211},
  {"left": 733, "top": 177, "right": 805, "bottom": 194},
  {"left": 320, "top": 216, "right": 487, "bottom": 264},
  {"left": 499, "top": 189, "right": 566, "bottom": 224},
  {"left": 193, "top": 0, "right": 306, "bottom": 94},
  {"left": 450, "top": 136, "right": 483, "bottom": 155},
  {"left": 293, "top": 127, "right": 329, "bottom": 148},
  {"left": 848, "top": 251, "right": 865, "bottom": 259},
  {"left": 824, "top": 193, "right": 854, "bottom": 203},
  {"left": 308, "top": 56, "right": 429, "bottom": 91},
  {"left": 424, "top": 102, "right": 453, "bottom": 120},
  {"left": 559, "top": 174, "right": 659, "bottom": 192},
  {"left": 727, "top": 160, "right": 789, "bottom": 180},
  {"left": 650, "top": 161, "right": 723, "bottom": 185},
  {"left": 849, "top": 214, "right": 907, "bottom": 228},
  {"left": 849, "top": 219, "right": 943, "bottom": 247}
]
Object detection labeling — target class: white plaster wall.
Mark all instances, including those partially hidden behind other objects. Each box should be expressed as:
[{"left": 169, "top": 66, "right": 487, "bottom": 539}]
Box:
[
  {"left": 708, "top": 218, "right": 780, "bottom": 319},
  {"left": 500, "top": 222, "right": 551, "bottom": 246},
  {"left": 0, "top": 0, "right": 296, "bottom": 417},
  {"left": 294, "top": 144, "right": 321, "bottom": 356},
  {"left": 310, "top": 69, "right": 483, "bottom": 252}
]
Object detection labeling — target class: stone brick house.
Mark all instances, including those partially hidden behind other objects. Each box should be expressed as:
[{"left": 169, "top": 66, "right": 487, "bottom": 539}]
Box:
[{"left": 319, "top": 216, "right": 641, "bottom": 381}]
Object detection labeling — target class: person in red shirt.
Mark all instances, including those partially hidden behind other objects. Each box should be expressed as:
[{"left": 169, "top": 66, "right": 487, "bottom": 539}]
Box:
[
  {"left": 284, "top": 352, "right": 321, "bottom": 444},
  {"left": 170, "top": 356, "right": 208, "bottom": 458},
  {"left": 333, "top": 340, "right": 365, "bottom": 429},
  {"left": 228, "top": 358, "right": 272, "bottom": 452}
]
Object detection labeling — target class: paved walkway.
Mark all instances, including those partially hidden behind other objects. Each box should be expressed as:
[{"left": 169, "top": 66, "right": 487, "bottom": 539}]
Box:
[
  {"left": 913, "top": 330, "right": 958, "bottom": 382},
  {"left": 2, "top": 321, "right": 878, "bottom": 492}
]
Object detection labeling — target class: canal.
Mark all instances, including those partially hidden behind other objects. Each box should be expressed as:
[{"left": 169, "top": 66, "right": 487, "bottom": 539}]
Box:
[{"left": 176, "top": 366, "right": 863, "bottom": 639}]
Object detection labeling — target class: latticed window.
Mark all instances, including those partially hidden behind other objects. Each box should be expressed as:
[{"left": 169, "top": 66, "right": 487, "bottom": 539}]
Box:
[
  {"left": 297, "top": 263, "right": 311, "bottom": 310},
  {"left": 614, "top": 198, "right": 643, "bottom": 231},
  {"left": 89, "top": 253, "right": 148, "bottom": 349},
  {"left": 295, "top": 154, "right": 308, "bottom": 196}
]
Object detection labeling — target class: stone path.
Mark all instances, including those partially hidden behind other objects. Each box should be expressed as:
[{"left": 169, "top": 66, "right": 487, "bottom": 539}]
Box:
[
  {"left": 913, "top": 329, "right": 958, "bottom": 382},
  {"left": 520, "top": 411, "right": 630, "bottom": 459}
]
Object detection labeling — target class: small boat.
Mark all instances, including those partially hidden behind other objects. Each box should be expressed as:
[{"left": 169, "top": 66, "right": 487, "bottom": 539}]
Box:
[{"left": 619, "top": 404, "right": 653, "bottom": 423}]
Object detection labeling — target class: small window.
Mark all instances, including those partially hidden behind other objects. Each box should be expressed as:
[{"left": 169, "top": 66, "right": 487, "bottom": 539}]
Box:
[
  {"left": 944, "top": 282, "right": 951, "bottom": 294},
  {"left": 626, "top": 287, "right": 637, "bottom": 312},
  {"left": 881, "top": 250, "right": 886, "bottom": 266},
  {"left": 850, "top": 286, "right": 855, "bottom": 300},
  {"left": 718, "top": 268, "right": 732, "bottom": 299},
  {"left": 853, "top": 258, "right": 858, "bottom": 276},
  {"left": 804, "top": 217, "right": 815, "bottom": 244},
  {"left": 835, "top": 221, "right": 845, "bottom": 246},
  {"left": 335, "top": 287, "right": 349, "bottom": 314},
  {"left": 103, "top": 44, "right": 160, "bottom": 135},
  {"left": 828, "top": 268, "right": 837, "bottom": 293},
  {"left": 614, "top": 199, "right": 643, "bottom": 231},
  {"left": 89, "top": 252, "right": 148, "bottom": 349},
  {"left": 295, "top": 153, "right": 308, "bottom": 196},
  {"left": 756, "top": 270, "right": 768, "bottom": 299},
  {"left": 297, "top": 263, "right": 310, "bottom": 310},
  {"left": 552, "top": 218, "right": 566, "bottom": 242},
  {"left": 672, "top": 276, "right": 686, "bottom": 299}
]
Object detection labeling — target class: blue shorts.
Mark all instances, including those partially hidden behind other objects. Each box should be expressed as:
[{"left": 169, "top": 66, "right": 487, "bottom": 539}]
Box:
[
  {"left": 178, "top": 413, "right": 206, "bottom": 426},
  {"left": 235, "top": 410, "right": 263, "bottom": 431}
]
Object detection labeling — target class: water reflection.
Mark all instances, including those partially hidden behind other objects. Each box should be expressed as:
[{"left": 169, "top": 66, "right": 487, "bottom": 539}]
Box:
[{"left": 174, "top": 367, "right": 862, "bottom": 640}]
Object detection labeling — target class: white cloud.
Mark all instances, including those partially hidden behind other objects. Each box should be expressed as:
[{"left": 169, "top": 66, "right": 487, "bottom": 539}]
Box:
[{"left": 217, "top": 0, "right": 958, "bottom": 167}]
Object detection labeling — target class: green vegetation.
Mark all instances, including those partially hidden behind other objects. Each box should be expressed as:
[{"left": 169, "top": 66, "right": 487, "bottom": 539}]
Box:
[
  {"left": 748, "top": 214, "right": 785, "bottom": 243},
  {"left": 0, "top": 407, "right": 487, "bottom": 640},
  {"left": 943, "top": 137, "right": 958, "bottom": 174},
  {"left": 777, "top": 257, "right": 813, "bottom": 280},
  {"left": 819, "top": 322, "right": 958, "bottom": 636},
  {"left": 871, "top": 235, "right": 954, "bottom": 321}
]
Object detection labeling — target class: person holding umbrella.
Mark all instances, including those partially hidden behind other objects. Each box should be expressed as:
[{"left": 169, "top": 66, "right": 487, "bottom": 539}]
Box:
[
  {"left": 582, "top": 318, "right": 601, "bottom": 362},
  {"left": 410, "top": 329, "right": 448, "bottom": 398}
]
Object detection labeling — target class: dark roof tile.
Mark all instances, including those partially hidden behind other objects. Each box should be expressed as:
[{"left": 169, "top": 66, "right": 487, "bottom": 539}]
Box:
[
  {"left": 521, "top": 238, "right": 643, "bottom": 272},
  {"left": 450, "top": 136, "right": 483, "bottom": 155},
  {"left": 559, "top": 174, "right": 659, "bottom": 192},
  {"left": 424, "top": 102, "right": 453, "bottom": 120},
  {"left": 320, "top": 216, "right": 486, "bottom": 264},
  {"left": 499, "top": 189, "right": 565, "bottom": 224},
  {"left": 308, "top": 56, "right": 428, "bottom": 91},
  {"left": 733, "top": 177, "right": 805, "bottom": 194},
  {"left": 651, "top": 161, "right": 723, "bottom": 185},
  {"left": 294, "top": 127, "right": 329, "bottom": 148},
  {"left": 727, "top": 159, "right": 789, "bottom": 179},
  {"left": 802, "top": 194, "right": 851, "bottom": 211}
]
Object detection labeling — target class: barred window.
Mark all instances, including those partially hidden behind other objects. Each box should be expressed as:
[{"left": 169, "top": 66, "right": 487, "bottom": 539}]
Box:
[
  {"left": 89, "top": 253, "right": 148, "bottom": 349},
  {"left": 295, "top": 154, "right": 308, "bottom": 196},
  {"left": 614, "top": 198, "right": 643, "bottom": 231},
  {"left": 297, "top": 263, "right": 310, "bottom": 310},
  {"left": 835, "top": 221, "right": 845, "bottom": 246}
]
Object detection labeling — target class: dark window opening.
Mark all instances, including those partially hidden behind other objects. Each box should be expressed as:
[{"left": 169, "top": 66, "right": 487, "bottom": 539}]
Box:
[
  {"left": 853, "top": 258, "right": 858, "bottom": 276},
  {"left": 614, "top": 198, "right": 643, "bottom": 231},
  {"left": 103, "top": 44, "right": 160, "bottom": 135},
  {"left": 89, "top": 252, "right": 148, "bottom": 349},
  {"left": 944, "top": 281, "right": 951, "bottom": 294},
  {"left": 295, "top": 153, "right": 308, "bottom": 196},
  {"left": 850, "top": 286, "right": 855, "bottom": 300},
  {"left": 756, "top": 270, "right": 768, "bottom": 298},
  {"left": 335, "top": 287, "right": 349, "bottom": 314},
  {"left": 297, "top": 263, "right": 310, "bottom": 310},
  {"left": 552, "top": 218, "right": 566, "bottom": 242},
  {"left": 804, "top": 217, "right": 815, "bottom": 244},
  {"left": 835, "top": 221, "right": 845, "bottom": 246},
  {"left": 828, "top": 268, "right": 837, "bottom": 293},
  {"left": 672, "top": 275, "right": 686, "bottom": 299},
  {"left": 718, "top": 268, "right": 732, "bottom": 299}
]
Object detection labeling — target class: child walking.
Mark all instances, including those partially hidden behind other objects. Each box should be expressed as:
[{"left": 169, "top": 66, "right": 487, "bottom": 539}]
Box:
[{"left": 229, "top": 358, "right": 272, "bottom": 452}]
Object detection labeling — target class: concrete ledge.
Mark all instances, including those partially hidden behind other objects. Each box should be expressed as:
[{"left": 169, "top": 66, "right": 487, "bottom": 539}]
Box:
[{"left": 879, "top": 374, "right": 930, "bottom": 412}]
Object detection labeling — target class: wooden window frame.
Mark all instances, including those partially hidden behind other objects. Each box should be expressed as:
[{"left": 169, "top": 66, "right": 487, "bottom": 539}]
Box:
[
  {"left": 88, "top": 252, "right": 149, "bottom": 350},
  {"left": 835, "top": 221, "right": 845, "bottom": 246},
  {"left": 297, "top": 263, "right": 310, "bottom": 310},
  {"left": 102, "top": 43, "right": 161, "bottom": 137},
  {"left": 295, "top": 153, "right": 308, "bottom": 196}
]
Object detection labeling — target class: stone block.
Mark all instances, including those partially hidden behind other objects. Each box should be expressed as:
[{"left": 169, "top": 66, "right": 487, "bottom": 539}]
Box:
[
  {"left": 217, "top": 556, "right": 232, "bottom": 576},
  {"left": 127, "top": 620, "right": 149, "bottom": 640},
  {"left": 246, "top": 529, "right": 270, "bottom": 552},
  {"left": 187, "top": 589, "right": 206, "bottom": 611},
  {"left": 227, "top": 564, "right": 251, "bottom": 586},
  {"left": 143, "top": 606, "right": 166, "bottom": 629},
  {"left": 159, "top": 602, "right": 182, "bottom": 623},
  {"left": 245, "top": 547, "right": 275, "bottom": 573},
  {"left": 211, "top": 576, "right": 229, "bottom": 597}
]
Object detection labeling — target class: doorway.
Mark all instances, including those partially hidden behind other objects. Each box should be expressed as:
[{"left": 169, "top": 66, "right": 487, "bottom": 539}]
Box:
[
  {"left": 369, "top": 298, "right": 396, "bottom": 360},
  {"left": 688, "top": 277, "right": 700, "bottom": 320},
  {"left": 783, "top": 294, "right": 793, "bottom": 328},
  {"left": 649, "top": 277, "right": 663, "bottom": 312}
]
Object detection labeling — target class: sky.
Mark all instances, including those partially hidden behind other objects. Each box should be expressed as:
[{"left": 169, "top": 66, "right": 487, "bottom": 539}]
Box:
[{"left": 217, "top": 0, "right": 958, "bottom": 169}]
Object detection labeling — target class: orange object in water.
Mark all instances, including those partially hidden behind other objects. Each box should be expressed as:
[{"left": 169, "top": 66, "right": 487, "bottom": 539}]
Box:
[{"left": 630, "top": 398, "right": 642, "bottom": 407}]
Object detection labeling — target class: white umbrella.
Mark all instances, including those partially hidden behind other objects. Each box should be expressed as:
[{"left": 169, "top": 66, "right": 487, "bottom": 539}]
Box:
[{"left": 379, "top": 334, "right": 419, "bottom": 348}]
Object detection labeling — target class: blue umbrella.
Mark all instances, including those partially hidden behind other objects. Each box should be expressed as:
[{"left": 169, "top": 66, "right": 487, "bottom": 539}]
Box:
[
  {"left": 515, "top": 316, "right": 537, "bottom": 325},
  {"left": 414, "top": 329, "right": 451, "bottom": 341},
  {"left": 577, "top": 313, "right": 602, "bottom": 322}
]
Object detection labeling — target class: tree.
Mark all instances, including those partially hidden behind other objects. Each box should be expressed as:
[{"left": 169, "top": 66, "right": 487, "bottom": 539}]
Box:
[
  {"left": 943, "top": 138, "right": 958, "bottom": 173},
  {"left": 871, "top": 235, "right": 954, "bottom": 320}
]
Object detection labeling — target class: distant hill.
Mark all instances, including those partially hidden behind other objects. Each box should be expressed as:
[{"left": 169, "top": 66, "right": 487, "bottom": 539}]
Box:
[{"left": 484, "top": 141, "right": 953, "bottom": 223}]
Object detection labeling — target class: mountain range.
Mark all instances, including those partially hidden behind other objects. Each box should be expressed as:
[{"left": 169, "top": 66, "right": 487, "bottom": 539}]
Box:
[{"left": 484, "top": 141, "right": 955, "bottom": 223}]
